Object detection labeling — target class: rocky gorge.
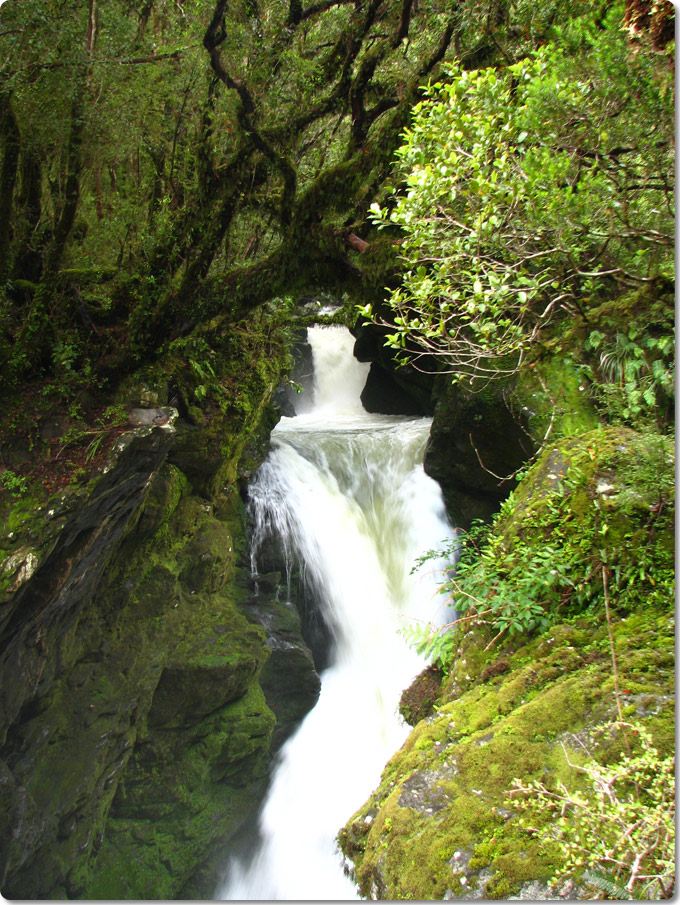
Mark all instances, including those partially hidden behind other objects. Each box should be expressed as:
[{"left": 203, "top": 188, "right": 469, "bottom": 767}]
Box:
[
  {"left": 0, "top": 297, "right": 674, "bottom": 899},
  {"left": 0, "top": 0, "right": 674, "bottom": 896},
  {"left": 0, "top": 314, "right": 320, "bottom": 898}
]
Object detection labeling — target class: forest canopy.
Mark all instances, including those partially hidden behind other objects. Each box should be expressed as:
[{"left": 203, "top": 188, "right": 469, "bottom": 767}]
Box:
[
  {"left": 0, "top": 0, "right": 674, "bottom": 430},
  {"left": 0, "top": 0, "right": 500, "bottom": 385}
]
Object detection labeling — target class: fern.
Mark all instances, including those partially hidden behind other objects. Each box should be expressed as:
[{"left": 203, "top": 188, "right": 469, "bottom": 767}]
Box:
[{"left": 583, "top": 869, "right": 635, "bottom": 900}]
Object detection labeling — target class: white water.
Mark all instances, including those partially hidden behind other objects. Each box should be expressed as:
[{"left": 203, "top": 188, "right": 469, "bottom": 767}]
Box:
[{"left": 217, "top": 326, "right": 454, "bottom": 901}]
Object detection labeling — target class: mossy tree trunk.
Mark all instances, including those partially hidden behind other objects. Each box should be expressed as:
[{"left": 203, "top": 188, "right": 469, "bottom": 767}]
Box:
[{"left": 0, "top": 91, "right": 21, "bottom": 281}]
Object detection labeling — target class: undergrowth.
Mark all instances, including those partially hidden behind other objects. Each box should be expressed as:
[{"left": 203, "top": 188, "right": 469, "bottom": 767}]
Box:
[
  {"left": 405, "top": 429, "right": 674, "bottom": 670},
  {"left": 509, "top": 721, "right": 675, "bottom": 899}
]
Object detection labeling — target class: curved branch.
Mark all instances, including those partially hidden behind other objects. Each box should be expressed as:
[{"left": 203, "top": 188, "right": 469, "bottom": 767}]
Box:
[
  {"left": 300, "top": 0, "right": 355, "bottom": 20},
  {"left": 203, "top": 0, "right": 255, "bottom": 114},
  {"left": 203, "top": 0, "right": 296, "bottom": 223},
  {"left": 289, "top": 0, "right": 354, "bottom": 26}
]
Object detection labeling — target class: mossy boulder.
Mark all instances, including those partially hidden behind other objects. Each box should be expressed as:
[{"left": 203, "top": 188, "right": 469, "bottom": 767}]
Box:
[
  {"left": 341, "top": 607, "right": 673, "bottom": 900},
  {"left": 399, "top": 665, "right": 443, "bottom": 726},
  {"left": 339, "top": 427, "right": 674, "bottom": 900},
  {"left": 0, "top": 314, "right": 319, "bottom": 898}
]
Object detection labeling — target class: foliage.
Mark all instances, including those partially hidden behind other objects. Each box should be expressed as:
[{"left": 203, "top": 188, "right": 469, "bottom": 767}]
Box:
[
  {"left": 360, "top": 4, "right": 674, "bottom": 382},
  {"left": 406, "top": 428, "right": 674, "bottom": 670},
  {"left": 405, "top": 513, "right": 581, "bottom": 665},
  {"left": 0, "top": 0, "right": 617, "bottom": 398},
  {"left": 584, "top": 326, "right": 674, "bottom": 427},
  {"left": 162, "top": 302, "right": 295, "bottom": 417},
  {"left": 509, "top": 721, "right": 675, "bottom": 899},
  {"left": 0, "top": 0, "right": 508, "bottom": 391},
  {"left": 0, "top": 469, "right": 28, "bottom": 497}
]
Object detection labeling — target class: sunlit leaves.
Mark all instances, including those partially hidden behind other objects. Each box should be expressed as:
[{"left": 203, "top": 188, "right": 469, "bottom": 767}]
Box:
[{"left": 510, "top": 722, "right": 675, "bottom": 899}]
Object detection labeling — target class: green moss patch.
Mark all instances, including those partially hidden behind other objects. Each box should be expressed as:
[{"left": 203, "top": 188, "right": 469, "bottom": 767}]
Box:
[{"left": 340, "top": 427, "right": 674, "bottom": 900}]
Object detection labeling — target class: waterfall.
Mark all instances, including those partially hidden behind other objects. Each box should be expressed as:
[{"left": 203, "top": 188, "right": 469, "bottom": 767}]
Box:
[{"left": 217, "top": 325, "right": 454, "bottom": 900}]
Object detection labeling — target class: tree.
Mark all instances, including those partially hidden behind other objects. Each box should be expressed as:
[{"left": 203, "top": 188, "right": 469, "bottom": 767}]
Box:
[
  {"left": 0, "top": 0, "right": 599, "bottom": 391},
  {"left": 360, "top": 3, "right": 674, "bottom": 382}
]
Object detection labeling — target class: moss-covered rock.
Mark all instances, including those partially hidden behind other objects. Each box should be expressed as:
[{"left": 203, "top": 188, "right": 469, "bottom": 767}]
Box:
[
  {"left": 82, "top": 683, "right": 275, "bottom": 900},
  {"left": 0, "top": 312, "right": 321, "bottom": 898},
  {"left": 399, "top": 665, "right": 443, "bottom": 726},
  {"left": 339, "top": 427, "right": 674, "bottom": 900},
  {"left": 0, "top": 449, "right": 278, "bottom": 898},
  {"left": 341, "top": 615, "right": 674, "bottom": 900},
  {"left": 423, "top": 351, "right": 601, "bottom": 529}
]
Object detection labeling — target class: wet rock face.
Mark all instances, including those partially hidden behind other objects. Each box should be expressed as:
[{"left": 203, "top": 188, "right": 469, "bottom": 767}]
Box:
[
  {"left": 423, "top": 380, "right": 534, "bottom": 528},
  {"left": 0, "top": 425, "right": 178, "bottom": 747},
  {"left": 352, "top": 322, "right": 436, "bottom": 415},
  {"left": 360, "top": 363, "right": 428, "bottom": 415},
  {"left": 235, "top": 528, "right": 322, "bottom": 752},
  {"left": 245, "top": 586, "right": 321, "bottom": 753},
  {"left": 0, "top": 437, "right": 271, "bottom": 899},
  {"left": 0, "top": 390, "right": 320, "bottom": 897}
]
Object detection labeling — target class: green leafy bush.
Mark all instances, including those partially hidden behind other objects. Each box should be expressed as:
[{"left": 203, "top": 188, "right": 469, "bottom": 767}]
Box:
[
  {"left": 509, "top": 721, "right": 675, "bottom": 899},
  {"left": 361, "top": 5, "right": 674, "bottom": 383},
  {"left": 0, "top": 470, "right": 28, "bottom": 497},
  {"left": 585, "top": 327, "right": 675, "bottom": 426},
  {"left": 406, "top": 429, "right": 674, "bottom": 669}
]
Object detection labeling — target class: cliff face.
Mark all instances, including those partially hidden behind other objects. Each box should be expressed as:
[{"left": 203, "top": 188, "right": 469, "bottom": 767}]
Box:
[
  {"left": 0, "top": 328, "right": 321, "bottom": 898},
  {"left": 339, "top": 427, "right": 674, "bottom": 899}
]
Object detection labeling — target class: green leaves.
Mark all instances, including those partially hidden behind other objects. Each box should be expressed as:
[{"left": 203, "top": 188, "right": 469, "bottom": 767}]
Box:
[
  {"left": 510, "top": 721, "right": 675, "bottom": 899},
  {"left": 405, "top": 428, "right": 675, "bottom": 673},
  {"left": 365, "top": 6, "right": 674, "bottom": 384},
  {"left": 587, "top": 328, "right": 675, "bottom": 426}
]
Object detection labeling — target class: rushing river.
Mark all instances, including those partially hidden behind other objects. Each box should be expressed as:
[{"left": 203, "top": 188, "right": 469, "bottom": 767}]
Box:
[{"left": 217, "top": 325, "right": 454, "bottom": 900}]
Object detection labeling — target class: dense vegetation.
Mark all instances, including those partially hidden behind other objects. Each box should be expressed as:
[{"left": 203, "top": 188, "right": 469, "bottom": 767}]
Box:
[
  {"left": 3, "top": 0, "right": 671, "bottom": 490},
  {"left": 0, "top": 0, "right": 583, "bottom": 495},
  {"left": 362, "top": 4, "right": 674, "bottom": 392},
  {"left": 0, "top": 0, "right": 674, "bottom": 898},
  {"left": 0, "top": 0, "right": 541, "bottom": 388}
]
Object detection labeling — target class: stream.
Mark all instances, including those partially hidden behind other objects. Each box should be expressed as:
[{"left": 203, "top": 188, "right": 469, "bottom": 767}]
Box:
[{"left": 217, "top": 325, "right": 454, "bottom": 900}]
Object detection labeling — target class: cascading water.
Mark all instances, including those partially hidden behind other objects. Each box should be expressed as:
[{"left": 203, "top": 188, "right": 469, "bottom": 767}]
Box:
[{"left": 217, "top": 325, "right": 454, "bottom": 900}]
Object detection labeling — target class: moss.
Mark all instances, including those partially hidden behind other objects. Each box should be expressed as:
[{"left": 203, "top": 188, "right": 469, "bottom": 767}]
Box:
[
  {"left": 0, "top": 482, "right": 89, "bottom": 604},
  {"left": 0, "top": 378, "right": 286, "bottom": 898},
  {"left": 81, "top": 684, "right": 275, "bottom": 899},
  {"left": 518, "top": 355, "right": 600, "bottom": 443},
  {"left": 340, "top": 426, "right": 674, "bottom": 900},
  {"left": 399, "top": 665, "right": 442, "bottom": 725},
  {"left": 342, "top": 607, "right": 673, "bottom": 898}
]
